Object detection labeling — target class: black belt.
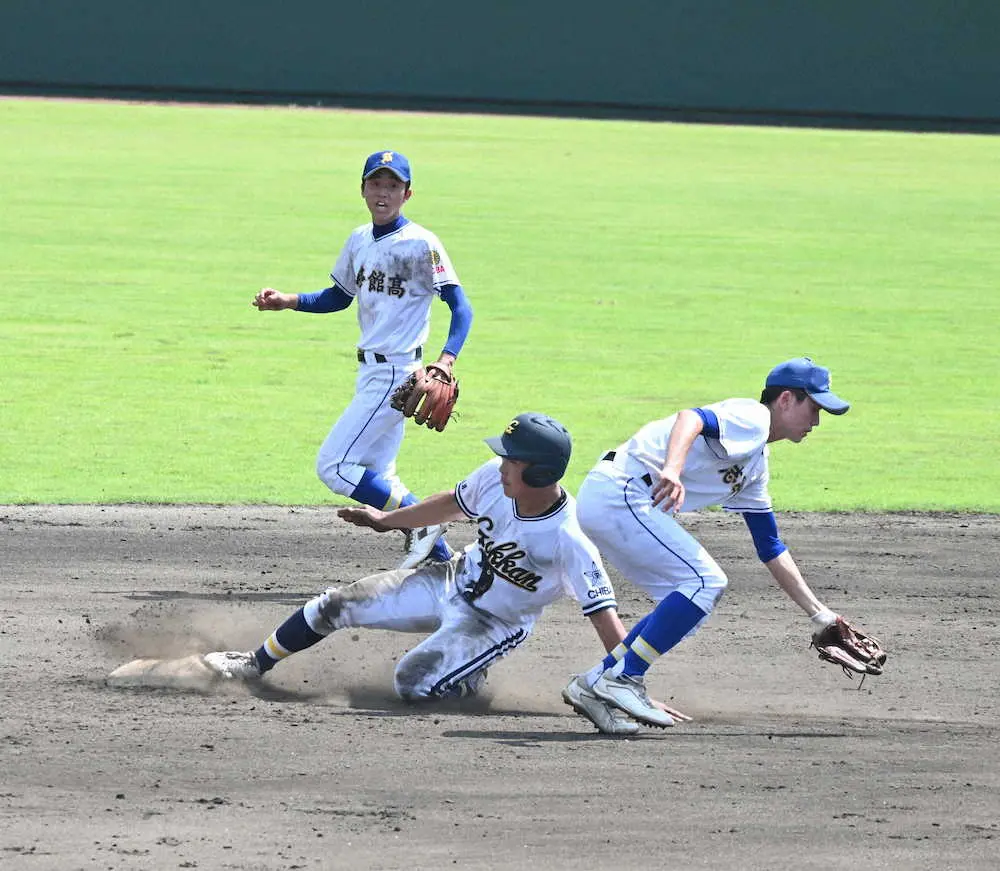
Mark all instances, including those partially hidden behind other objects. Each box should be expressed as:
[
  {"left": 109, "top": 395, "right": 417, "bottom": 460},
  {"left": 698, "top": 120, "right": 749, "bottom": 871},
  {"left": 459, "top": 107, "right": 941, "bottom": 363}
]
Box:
[
  {"left": 602, "top": 451, "right": 653, "bottom": 487},
  {"left": 357, "top": 346, "right": 422, "bottom": 364}
]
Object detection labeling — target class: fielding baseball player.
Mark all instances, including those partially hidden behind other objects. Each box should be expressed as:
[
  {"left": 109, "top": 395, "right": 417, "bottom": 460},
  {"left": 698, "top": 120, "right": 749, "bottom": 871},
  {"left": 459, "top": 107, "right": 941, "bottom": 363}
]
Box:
[
  {"left": 563, "top": 357, "right": 885, "bottom": 733},
  {"left": 252, "top": 150, "right": 473, "bottom": 568},
  {"left": 204, "top": 413, "right": 640, "bottom": 732}
]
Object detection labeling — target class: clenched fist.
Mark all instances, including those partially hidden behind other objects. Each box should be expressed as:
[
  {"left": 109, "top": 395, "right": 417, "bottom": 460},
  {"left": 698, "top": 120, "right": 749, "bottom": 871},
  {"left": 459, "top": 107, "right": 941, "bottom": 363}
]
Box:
[{"left": 253, "top": 288, "right": 296, "bottom": 311}]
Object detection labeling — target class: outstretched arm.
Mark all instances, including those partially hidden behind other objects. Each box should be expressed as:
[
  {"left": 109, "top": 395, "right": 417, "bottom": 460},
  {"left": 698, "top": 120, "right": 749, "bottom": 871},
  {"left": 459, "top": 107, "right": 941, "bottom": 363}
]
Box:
[
  {"left": 587, "top": 607, "right": 628, "bottom": 654},
  {"left": 338, "top": 489, "right": 466, "bottom": 533},
  {"left": 764, "top": 550, "right": 835, "bottom": 624},
  {"left": 743, "top": 512, "right": 836, "bottom": 626},
  {"left": 768, "top": 547, "right": 887, "bottom": 676},
  {"left": 253, "top": 285, "right": 354, "bottom": 313},
  {"left": 253, "top": 288, "right": 299, "bottom": 310}
]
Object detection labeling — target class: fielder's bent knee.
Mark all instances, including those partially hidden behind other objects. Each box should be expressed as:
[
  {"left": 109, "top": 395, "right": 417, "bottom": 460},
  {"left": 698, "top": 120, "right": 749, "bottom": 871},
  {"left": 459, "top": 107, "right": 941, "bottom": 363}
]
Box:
[
  {"left": 316, "top": 458, "right": 364, "bottom": 498},
  {"left": 674, "top": 571, "right": 727, "bottom": 617},
  {"left": 694, "top": 580, "right": 727, "bottom": 616}
]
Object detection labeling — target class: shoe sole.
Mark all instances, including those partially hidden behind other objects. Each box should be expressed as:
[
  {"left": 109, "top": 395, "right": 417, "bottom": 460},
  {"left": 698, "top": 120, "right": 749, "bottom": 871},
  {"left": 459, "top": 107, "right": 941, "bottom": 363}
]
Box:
[
  {"left": 399, "top": 527, "right": 445, "bottom": 570},
  {"left": 561, "top": 688, "right": 640, "bottom": 736}
]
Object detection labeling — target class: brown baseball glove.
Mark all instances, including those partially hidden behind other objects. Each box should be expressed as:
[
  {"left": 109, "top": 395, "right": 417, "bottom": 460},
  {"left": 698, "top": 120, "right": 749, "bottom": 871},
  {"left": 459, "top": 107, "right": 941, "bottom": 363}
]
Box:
[
  {"left": 390, "top": 364, "right": 459, "bottom": 431},
  {"left": 810, "top": 616, "right": 887, "bottom": 677}
]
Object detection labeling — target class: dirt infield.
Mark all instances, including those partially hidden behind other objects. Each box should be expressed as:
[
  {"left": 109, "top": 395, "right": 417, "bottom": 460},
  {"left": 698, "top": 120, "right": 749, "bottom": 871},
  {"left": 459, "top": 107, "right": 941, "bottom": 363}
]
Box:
[{"left": 2, "top": 505, "right": 997, "bottom": 870}]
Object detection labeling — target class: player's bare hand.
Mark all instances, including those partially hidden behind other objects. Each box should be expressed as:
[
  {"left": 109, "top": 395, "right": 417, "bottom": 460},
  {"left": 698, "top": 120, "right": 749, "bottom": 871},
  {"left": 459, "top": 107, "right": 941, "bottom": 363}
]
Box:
[
  {"left": 651, "top": 468, "right": 685, "bottom": 512},
  {"left": 651, "top": 696, "right": 693, "bottom": 722},
  {"left": 253, "top": 288, "right": 293, "bottom": 311},
  {"left": 431, "top": 353, "right": 455, "bottom": 375},
  {"left": 337, "top": 506, "right": 393, "bottom": 533}
]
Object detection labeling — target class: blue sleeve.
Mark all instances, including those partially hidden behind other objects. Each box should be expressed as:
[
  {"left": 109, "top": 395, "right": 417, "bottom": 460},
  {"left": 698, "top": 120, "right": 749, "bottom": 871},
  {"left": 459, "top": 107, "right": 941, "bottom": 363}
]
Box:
[
  {"left": 692, "top": 407, "right": 720, "bottom": 439},
  {"left": 296, "top": 284, "right": 354, "bottom": 313},
  {"left": 742, "top": 511, "right": 788, "bottom": 563},
  {"left": 439, "top": 283, "right": 474, "bottom": 357}
]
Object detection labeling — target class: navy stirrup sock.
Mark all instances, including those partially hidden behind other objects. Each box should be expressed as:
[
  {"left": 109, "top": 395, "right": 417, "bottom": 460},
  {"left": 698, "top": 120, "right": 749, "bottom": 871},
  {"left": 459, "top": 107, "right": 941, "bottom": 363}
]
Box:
[{"left": 255, "top": 608, "right": 325, "bottom": 673}]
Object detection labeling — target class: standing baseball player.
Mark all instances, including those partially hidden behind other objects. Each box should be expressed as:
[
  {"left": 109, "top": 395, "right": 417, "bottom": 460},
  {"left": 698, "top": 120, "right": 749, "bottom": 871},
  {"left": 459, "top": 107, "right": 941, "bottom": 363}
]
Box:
[
  {"left": 563, "top": 357, "right": 885, "bottom": 733},
  {"left": 252, "top": 150, "right": 473, "bottom": 568},
  {"left": 203, "top": 413, "right": 640, "bottom": 733}
]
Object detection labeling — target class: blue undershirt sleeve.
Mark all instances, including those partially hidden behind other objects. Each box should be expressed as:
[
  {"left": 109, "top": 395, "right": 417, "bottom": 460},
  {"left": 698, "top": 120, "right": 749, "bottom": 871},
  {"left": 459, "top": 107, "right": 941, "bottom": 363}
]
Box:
[
  {"left": 296, "top": 284, "right": 354, "bottom": 313},
  {"left": 692, "top": 407, "right": 720, "bottom": 439},
  {"left": 439, "top": 283, "right": 473, "bottom": 357},
  {"left": 742, "top": 511, "right": 788, "bottom": 563}
]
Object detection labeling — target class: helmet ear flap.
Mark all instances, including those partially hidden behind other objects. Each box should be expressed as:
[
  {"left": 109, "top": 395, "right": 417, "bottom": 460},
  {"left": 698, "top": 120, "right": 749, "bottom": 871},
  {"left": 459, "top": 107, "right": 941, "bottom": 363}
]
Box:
[{"left": 521, "top": 463, "right": 561, "bottom": 488}]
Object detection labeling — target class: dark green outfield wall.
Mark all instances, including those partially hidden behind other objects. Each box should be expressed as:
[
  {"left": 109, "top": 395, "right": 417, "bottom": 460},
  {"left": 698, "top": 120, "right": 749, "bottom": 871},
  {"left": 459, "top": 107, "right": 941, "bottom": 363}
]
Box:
[{"left": 2, "top": 1, "right": 998, "bottom": 129}]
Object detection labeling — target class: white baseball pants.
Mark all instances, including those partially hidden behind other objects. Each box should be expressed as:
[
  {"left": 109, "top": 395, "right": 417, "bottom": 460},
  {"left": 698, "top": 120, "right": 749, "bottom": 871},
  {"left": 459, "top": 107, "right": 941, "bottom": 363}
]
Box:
[
  {"left": 316, "top": 356, "right": 422, "bottom": 498},
  {"left": 576, "top": 462, "right": 728, "bottom": 617},
  {"left": 303, "top": 555, "right": 532, "bottom": 700}
]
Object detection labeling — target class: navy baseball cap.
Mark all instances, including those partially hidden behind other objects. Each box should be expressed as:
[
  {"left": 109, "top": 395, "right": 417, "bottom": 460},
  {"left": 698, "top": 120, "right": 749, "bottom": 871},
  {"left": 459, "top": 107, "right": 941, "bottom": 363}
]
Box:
[
  {"left": 765, "top": 357, "right": 850, "bottom": 414},
  {"left": 362, "top": 150, "right": 411, "bottom": 183},
  {"left": 484, "top": 412, "right": 572, "bottom": 479}
]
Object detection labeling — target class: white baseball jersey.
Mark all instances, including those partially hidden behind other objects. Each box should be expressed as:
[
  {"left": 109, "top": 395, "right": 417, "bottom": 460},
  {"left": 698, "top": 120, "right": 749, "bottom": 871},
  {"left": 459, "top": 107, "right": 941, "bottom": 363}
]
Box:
[
  {"left": 454, "top": 458, "right": 617, "bottom": 626},
  {"left": 331, "top": 220, "right": 460, "bottom": 354},
  {"left": 619, "top": 398, "right": 773, "bottom": 513},
  {"left": 576, "top": 398, "right": 774, "bottom": 610}
]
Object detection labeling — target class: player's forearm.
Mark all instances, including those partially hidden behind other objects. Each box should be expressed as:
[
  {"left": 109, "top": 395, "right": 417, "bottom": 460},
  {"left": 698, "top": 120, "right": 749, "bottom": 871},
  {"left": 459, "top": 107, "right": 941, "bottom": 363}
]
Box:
[
  {"left": 588, "top": 608, "right": 628, "bottom": 653},
  {"left": 439, "top": 284, "right": 473, "bottom": 358},
  {"left": 296, "top": 285, "right": 353, "bottom": 313},
  {"left": 764, "top": 550, "right": 829, "bottom": 617},
  {"left": 380, "top": 490, "right": 465, "bottom": 530},
  {"left": 662, "top": 410, "right": 703, "bottom": 475}
]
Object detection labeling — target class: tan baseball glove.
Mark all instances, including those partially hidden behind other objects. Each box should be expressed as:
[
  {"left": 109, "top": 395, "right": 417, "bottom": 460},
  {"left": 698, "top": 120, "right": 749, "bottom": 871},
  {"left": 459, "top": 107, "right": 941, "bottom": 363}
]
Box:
[{"left": 390, "top": 364, "right": 459, "bottom": 431}]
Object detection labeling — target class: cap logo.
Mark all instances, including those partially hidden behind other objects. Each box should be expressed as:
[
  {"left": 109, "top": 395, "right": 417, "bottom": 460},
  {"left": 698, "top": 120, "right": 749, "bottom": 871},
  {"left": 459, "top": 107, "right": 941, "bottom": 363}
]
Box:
[
  {"left": 504, "top": 419, "right": 519, "bottom": 436},
  {"left": 380, "top": 151, "right": 394, "bottom": 165}
]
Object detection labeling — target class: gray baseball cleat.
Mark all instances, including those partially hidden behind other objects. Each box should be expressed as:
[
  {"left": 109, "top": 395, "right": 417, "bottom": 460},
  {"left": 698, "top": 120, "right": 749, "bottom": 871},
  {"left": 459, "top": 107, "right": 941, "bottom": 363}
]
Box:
[
  {"left": 202, "top": 650, "right": 262, "bottom": 680},
  {"left": 591, "top": 672, "right": 675, "bottom": 728},
  {"left": 562, "top": 675, "right": 640, "bottom": 736},
  {"left": 399, "top": 524, "right": 445, "bottom": 570}
]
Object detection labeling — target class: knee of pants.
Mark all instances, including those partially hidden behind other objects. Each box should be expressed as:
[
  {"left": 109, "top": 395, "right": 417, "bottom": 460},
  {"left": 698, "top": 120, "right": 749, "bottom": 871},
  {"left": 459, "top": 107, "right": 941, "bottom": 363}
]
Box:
[
  {"left": 316, "top": 458, "right": 364, "bottom": 498},
  {"left": 677, "top": 573, "right": 728, "bottom": 617},
  {"left": 393, "top": 649, "right": 444, "bottom": 701},
  {"left": 304, "top": 587, "right": 345, "bottom": 634}
]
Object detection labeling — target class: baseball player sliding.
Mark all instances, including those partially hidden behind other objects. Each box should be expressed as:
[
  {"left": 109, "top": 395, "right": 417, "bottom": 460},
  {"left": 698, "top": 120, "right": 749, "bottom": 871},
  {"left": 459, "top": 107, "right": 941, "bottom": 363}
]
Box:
[
  {"left": 563, "top": 357, "right": 886, "bottom": 733},
  {"left": 203, "top": 413, "right": 640, "bottom": 732},
  {"left": 252, "top": 150, "right": 473, "bottom": 568}
]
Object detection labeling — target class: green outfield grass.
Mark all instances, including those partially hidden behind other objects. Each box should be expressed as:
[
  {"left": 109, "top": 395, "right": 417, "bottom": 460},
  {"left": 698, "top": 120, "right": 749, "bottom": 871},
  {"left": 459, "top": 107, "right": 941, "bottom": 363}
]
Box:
[{"left": 2, "top": 98, "right": 998, "bottom": 510}]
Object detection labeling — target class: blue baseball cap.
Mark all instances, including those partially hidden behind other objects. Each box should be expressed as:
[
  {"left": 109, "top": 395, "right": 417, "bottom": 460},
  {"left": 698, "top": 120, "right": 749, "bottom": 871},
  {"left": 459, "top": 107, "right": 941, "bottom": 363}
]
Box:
[
  {"left": 765, "top": 357, "right": 850, "bottom": 414},
  {"left": 362, "top": 150, "right": 411, "bottom": 183}
]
